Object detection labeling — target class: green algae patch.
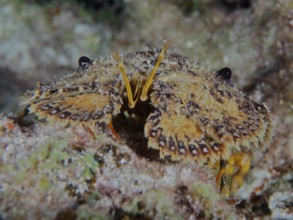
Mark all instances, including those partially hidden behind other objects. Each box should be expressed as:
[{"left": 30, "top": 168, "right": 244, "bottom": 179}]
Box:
[
  {"left": 79, "top": 153, "right": 100, "bottom": 179},
  {"left": 192, "top": 181, "right": 219, "bottom": 200},
  {"left": 123, "top": 189, "right": 181, "bottom": 219},
  {"left": 76, "top": 204, "right": 108, "bottom": 220},
  {"left": 86, "top": 190, "right": 100, "bottom": 205},
  {"left": 37, "top": 140, "right": 70, "bottom": 170},
  {"left": 191, "top": 181, "right": 220, "bottom": 199},
  {"left": 37, "top": 174, "right": 52, "bottom": 191},
  {"left": 1, "top": 138, "right": 66, "bottom": 180},
  {"left": 190, "top": 181, "right": 232, "bottom": 219}
]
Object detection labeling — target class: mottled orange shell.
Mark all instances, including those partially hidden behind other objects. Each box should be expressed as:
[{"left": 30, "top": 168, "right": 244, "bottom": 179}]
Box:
[{"left": 22, "top": 48, "right": 273, "bottom": 164}]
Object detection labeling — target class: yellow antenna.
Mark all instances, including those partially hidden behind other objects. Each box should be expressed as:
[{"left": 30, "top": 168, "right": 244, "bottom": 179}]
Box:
[
  {"left": 140, "top": 41, "right": 172, "bottom": 101},
  {"left": 114, "top": 41, "right": 172, "bottom": 108},
  {"left": 113, "top": 52, "right": 136, "bottom": 108},
  {"left": 133, "top": 78, "right": 143, "bottom": 103}
]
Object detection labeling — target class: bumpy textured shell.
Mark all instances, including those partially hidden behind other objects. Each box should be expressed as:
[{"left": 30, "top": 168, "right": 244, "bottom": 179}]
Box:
[{"left": 22, "top": 49, "right": 273, "bottom": 164}]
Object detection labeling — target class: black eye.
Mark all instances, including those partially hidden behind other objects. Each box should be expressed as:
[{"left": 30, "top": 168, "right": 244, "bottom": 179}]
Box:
[
  {"left": 217, "top": 67, "right": 232, "bottom": 80},
  {"left": 78, "top": 56, "right": 93, "bottom": 69}
]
